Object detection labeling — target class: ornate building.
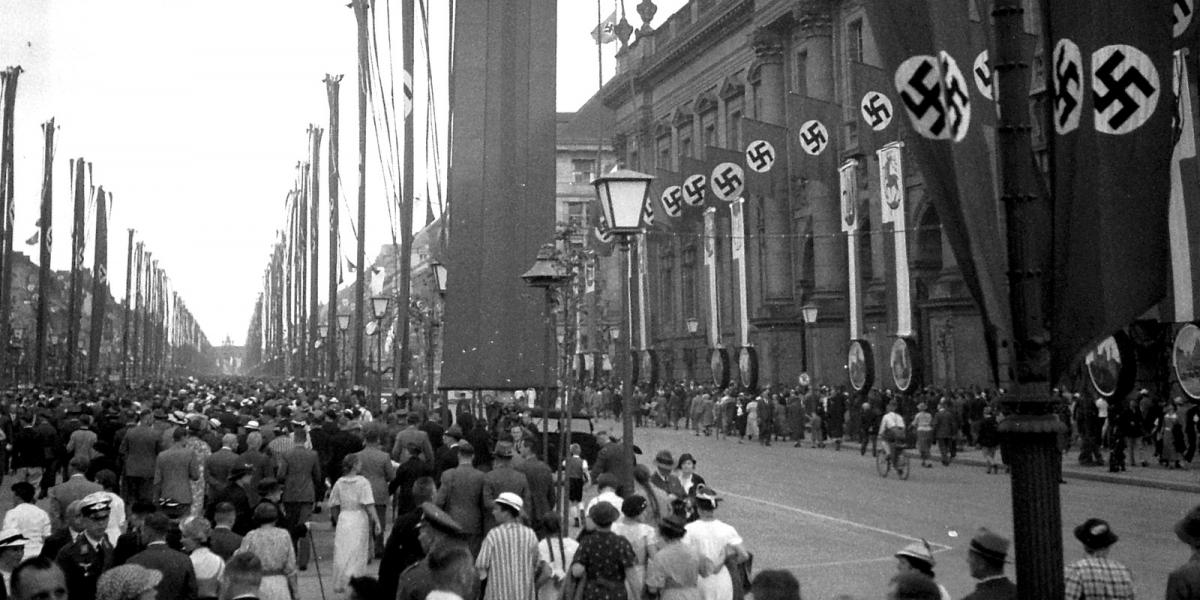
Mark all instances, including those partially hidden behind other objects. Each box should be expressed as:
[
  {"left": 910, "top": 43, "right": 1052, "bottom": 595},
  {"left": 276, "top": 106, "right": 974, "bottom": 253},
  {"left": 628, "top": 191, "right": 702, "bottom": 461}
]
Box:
[{"left": 589, "top": 0, "right": 1044, "bottom": 390}]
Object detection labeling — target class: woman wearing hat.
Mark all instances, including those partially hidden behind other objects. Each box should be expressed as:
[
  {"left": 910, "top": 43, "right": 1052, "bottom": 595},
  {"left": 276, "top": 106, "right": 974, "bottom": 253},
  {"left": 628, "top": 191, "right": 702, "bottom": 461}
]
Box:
[
  {"left": 646, "top": 516, "right": 703, "bottom": 600},
  {"left": 236, "top": 502, "right": 298, "bottom": 600},
  {"left": 684, "top": 486, "right": 748, "bottom": 600},
  {"left": 893, "top": 540, "right": 950, "bottom": 600},
  {"left": 570, "top": 502, "right": 637, "bottom": 600},
  {"left": 1157, "top": 398, "right": 1187, "bottom": 469}
]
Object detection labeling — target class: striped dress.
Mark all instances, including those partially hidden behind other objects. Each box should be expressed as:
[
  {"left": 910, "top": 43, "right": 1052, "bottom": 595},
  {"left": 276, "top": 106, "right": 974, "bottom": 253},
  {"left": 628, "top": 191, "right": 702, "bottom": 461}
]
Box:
[{"left": 476, "top": 520, "right": 539, "bottom": 600}]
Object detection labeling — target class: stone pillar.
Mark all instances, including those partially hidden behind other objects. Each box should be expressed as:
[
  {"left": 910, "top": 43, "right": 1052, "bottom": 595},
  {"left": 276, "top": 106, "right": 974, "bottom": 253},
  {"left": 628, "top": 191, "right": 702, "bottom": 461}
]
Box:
[
  {"left": 796, "top": 1, "right": 834, "bottom": 103},
  {"left": 752, "top": 29, "right": 793, "bottom": 305}
]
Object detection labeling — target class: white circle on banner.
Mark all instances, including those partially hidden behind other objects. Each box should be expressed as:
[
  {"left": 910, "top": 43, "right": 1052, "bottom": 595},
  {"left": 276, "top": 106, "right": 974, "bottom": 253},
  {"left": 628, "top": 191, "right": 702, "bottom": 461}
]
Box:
[
  {"left": 745, "top": 140, "right": 776, "bottom": 173},
  {"left": 799, "top": 120, "right": 829, "bottom": 155},
  {"left": 860, "top": 91, "right": 894, "bottom": 131},
  {"left": 1176, "top": 0, "right": 1195, "bottom": 38},
  {"left": 1053, "top": 39, "right": 1084, "bottom": 135},
  {"left": 710, "top": 162, "right": 745, "bottom": 202},
  {"left": 938, "top": 51, "right": 972, "bottom": 142},
  {"left": 682, "top": 174, "right": 707, "bottom": 206},
  {"left": 895, "top": 55, "right": 949, "bottom": 140},
  {"left": 594, "top": 226, "right": 614, "bottom": 244},
  {"left": 973, "top": 50, "right": 993, "bottom": 100},
  {"left": 1091, "top": 44, "right": 1160, "bottom": 135},
  {"left": 660, "top": 185, "right": 683, "bottom": 217}
]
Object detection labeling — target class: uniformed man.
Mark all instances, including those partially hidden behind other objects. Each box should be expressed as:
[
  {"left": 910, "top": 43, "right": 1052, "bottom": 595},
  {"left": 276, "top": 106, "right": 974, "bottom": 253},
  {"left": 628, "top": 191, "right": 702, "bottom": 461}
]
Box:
[
  {"left": 393, "top": 502, "right": 467, "bottom": 600},
  {"left": 56, "top": 492, "right": 113, "bottom": 600}
]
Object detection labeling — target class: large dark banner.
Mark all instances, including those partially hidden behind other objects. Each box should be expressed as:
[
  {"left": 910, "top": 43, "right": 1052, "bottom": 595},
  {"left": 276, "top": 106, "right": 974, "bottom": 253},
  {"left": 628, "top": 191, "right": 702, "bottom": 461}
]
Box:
[
  {"left": 441, "top": 0, "right": 557, "bottom": 390},
  {"left": 1046, "top": 0, "right": 1173, "bottom": 378}
]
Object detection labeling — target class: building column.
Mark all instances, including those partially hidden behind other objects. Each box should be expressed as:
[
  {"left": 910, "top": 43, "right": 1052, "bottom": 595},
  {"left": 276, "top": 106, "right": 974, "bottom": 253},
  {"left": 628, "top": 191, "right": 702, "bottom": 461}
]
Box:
[{"left": 752, "top": 29, "right": 793, "bottom": 305}]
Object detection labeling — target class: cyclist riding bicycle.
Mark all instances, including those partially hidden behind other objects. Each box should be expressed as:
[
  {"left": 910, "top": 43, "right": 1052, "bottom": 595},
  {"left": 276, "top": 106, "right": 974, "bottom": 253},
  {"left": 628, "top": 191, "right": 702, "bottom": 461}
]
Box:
[{"left": 878, "top": 401, "right": 907, "bottom": 467}]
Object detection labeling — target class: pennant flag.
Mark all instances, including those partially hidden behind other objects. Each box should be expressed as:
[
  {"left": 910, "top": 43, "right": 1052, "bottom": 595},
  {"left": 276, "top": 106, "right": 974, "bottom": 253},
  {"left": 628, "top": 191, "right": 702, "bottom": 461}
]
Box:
[
  {"left": 1171, "top": 50, "right": 1200, "bottom": 322},
  {"left": 1047, "top": 0, "right": 1174, "bottom": 377},
  {"left": 591, "top": 9, "right": 618, "bottom": 44},
  {"left": 24, "top": 231, "right": 37, "bottom": 245},
  {"left": 864, "top": 0, "right": 1014, "bottom": 385}
]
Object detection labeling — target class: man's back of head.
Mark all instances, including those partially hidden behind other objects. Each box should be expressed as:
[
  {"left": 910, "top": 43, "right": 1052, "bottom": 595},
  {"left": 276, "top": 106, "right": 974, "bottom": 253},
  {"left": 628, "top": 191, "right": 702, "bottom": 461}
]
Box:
[{"left": 224, "top": 552, "right": 264, "bottom": 596}]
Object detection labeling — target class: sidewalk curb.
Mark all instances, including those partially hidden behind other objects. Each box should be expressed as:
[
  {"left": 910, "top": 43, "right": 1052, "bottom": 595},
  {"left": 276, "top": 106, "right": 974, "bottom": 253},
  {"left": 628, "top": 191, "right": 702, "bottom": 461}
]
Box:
[{"left": 951, "top": 456, "right": 1200, "bottom": 493}]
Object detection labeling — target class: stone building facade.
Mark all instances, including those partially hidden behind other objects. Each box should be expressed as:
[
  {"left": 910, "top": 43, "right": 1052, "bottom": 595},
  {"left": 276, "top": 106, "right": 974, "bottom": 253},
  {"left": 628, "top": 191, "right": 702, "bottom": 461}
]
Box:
[{"left": 588, "top": 0, "right": 1042, "bottom": 390}]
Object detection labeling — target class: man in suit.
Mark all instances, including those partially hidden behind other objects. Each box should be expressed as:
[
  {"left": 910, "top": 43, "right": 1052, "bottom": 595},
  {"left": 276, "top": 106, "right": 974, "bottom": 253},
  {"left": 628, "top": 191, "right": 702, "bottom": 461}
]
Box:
[
  {"left": 435, "top": 441, "right": 485, "bottom": 554},
  {"left": 205, "top": 434, "right": 241, "bottom": 500},
  {"left": 514, "top": 438, "right": 555, "bottom": 525},
  {"left": 392, "top": 412, "right": 435, "bottom": 467},
  {"left": 279, "top": 427, "right": 322, "bottom": 569},
  {"left": 354, "top": 424, "right": 396, "bottom": 559},
  {"left": 962, "top": 528, "right": 1016, "bottom": 600},
  {"left": 127, "top": 512, "right": 197, "bottom": 600},
  {"left": 649, "top": 450, "right": 686, "bottom": 499},
  {"left": 207, "top": 464, "right": 256, "bottom": 536},
  {"left": 208, "top": 502, "right": 244, "bottom": 562},
  {"left": 119, "top": 411, "right": 161, "bottom": 505},
  {"left": 221, "top": 551, "right": 264, "bottom": 600},
  {"left": 239, "top": 431, "right": 272, "bottom": 491},
  {"left": 391, "top": 442, "right": 434, "bottom": 522},
  {"left": 47, "top": 457, "right": 101, "bottom": 530},
  {"left": 0, "top": 529, "right": 28, "bottom": 600},
  {"left": 480, "top": 441, "right": 529, "bottom": 532},
  {"left": 154, "top": 427, "right": 200, "bottom": 513},
  {"left": 56, "top": 493, "right": 114, "bottom": 600},
  {"left": 112, "top": 500, "right": 156, "bottom": 566},
  {"left": 591, "top": 431, "right": 635, "bottom": 496},
  {"left": 38, "top": 500, "right": 82, "bottom": 562}
]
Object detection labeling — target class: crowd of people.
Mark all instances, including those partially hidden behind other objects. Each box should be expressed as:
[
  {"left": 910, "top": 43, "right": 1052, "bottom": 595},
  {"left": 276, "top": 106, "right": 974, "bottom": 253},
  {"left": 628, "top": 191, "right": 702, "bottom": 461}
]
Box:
[{"left": 0, "top": 377, "right": 1189, "bottom": 600}]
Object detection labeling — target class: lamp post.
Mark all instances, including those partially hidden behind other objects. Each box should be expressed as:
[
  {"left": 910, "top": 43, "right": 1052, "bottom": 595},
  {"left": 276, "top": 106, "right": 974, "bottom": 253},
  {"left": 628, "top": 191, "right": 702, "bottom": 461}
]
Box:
[
  {"left": 429, "top": 260, "right": 447, "bottom": 398},
  {"left": 685, "top": 317, "right": 699, "bottom": 381},
  {"left": 591, "top": 168, "right": 653, "bottom": 460},
  {"left": 800, "top": 303, "right": 819, "bottom": 376},
  {"left": 337, "top": 313, "right": 351, "bottom": 386},
  {"left": 522, "top": 242, "right": 570, "bottom": 462},
  {"left": 371, "top": 296, "right": 391, "bottom": 408}
]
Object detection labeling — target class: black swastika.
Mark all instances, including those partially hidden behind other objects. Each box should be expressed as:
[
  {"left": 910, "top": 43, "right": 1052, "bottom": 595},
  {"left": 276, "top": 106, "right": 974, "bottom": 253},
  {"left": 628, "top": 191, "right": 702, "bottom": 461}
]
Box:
[
  {"left": 683, "top": 177, "right": 706, "bottom": 204},
  {"left": 1177, "top": 0, "right": 1193, "bottom": 26},
  {"left": 801, "top": 122, "right": 827, "bottom": 151},
  {"left": 1055, "top": 48, "right": 1081, "bottom": 127},
  {"left": 900, "top": 60, "right": 946, "bottom": 136},
  {"left": 713, "top": 167, "right": 743, "bottom": 199},
  {"left": 862, "top": 93, "right": 892, "bottom": 128},
  {"left": 1094, "top": 50, "right": 1156, "bottom": 131},
  {"left": 746, "top": 142, "right": 774, "bottom": 171},
  {"left": 943, "top": 71, "right": 970, "bottom": 137}
]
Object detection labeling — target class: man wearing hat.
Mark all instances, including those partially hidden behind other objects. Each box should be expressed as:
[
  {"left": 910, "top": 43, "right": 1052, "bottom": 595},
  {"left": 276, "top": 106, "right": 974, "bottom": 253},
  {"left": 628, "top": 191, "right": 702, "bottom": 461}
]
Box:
[
  {"left": 0, "top": 529, "right": 27, "bottom": 598},
  {"left": 1169, "top": 504, "right": 1200, "bottom": 597},
  {"left": 392, "top": 441, "right": 435, "bottom": 519},
  {"left": 481, "top": 441, "right": 529, "bottom": 533},
  {"left": 56, "top": 492, "right": 114, "bottom": 600},
  {"left": 154, "top": 427, "right": 201, "bottom": 514},
  {"left": 126, "top": 512, "right": 198, "bottom": 600},
  {"left": 962, "top": 528, "right": 1015, "bottom": 600},
  {"left": 206, "top": 463, "right": 256, "bottom": 536},
  {"left": 393, "top": 503, "right": 467, "bottom": 600},
  {"left": 393, "top": 412, "right": 435, "bottom": 468},
  {"left": 649, "top": 450, "right": 686, "bottom": 499},
  {"left": 436, "top": 424, "right": 464, "bottom": 476},
  {"left": 1064, "top": 518, "right": 1133, "bottom": 600}
]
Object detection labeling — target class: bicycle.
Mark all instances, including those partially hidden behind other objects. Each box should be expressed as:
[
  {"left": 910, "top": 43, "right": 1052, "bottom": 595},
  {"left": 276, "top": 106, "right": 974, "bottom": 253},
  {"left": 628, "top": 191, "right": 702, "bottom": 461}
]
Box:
[{"left": 876, "top": 440, "right": 912, "bottom": 480}]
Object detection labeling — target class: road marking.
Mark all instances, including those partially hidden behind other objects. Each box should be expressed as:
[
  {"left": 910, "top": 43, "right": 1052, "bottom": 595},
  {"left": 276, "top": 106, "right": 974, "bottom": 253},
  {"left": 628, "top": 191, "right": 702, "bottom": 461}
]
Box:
[{"left": 719, "top": 489, "right": 954, "bottom": 551}]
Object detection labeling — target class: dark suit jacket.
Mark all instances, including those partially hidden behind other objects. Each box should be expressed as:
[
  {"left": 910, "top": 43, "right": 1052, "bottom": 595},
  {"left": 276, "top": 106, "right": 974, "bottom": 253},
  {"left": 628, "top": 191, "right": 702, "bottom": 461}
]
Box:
[
  {"left": 390, "top": 457, "right": 434, "bottom": 515},
  {"left": 481, "top": 463, "right": 529, "bottom": 531},
  {"left": 119, "top": 425, "right": 161, "bottom": 478},
  {"left": 128, "top": 542, "right": 198, "bottom": 600},
  {"left": 465, "top": 426, "right": 493, "bottom": 469},
  {"left": 592, "top": 442, "right": 635, "bottom": 493},
  {"left": 239, "top": 448, "right": 273, "bottom": 489},
  {"left": 155, "top": 445, "right": 200, "bottom": 505},
  {"left": 39, "top": 527, "right": 77, "bottom": 561},
  {"left": 515, "top": 458, "right": 556, "bottom": 522},
  {"left": 355, "top": 446, "right": 396, "bottom": 509},
  {"left": 207, "top": 482, "right": 256, "bottom": 536},
  {"left": 650, "top": 469, "right": 686, "bottom": 498},
  {"left": 378, "top": 510, "right": 425, "bottom": 600},
  {"left": 392, "top": 427, "right": 435, "bottom": 466},
  {"left": 279, "top": 446, "right": 323, "bottom": 503},
  {"left": 112, "top": 529, "right": 143, "bottom": 566},
  {"left": 48, "top": 475, "right": 102, "bottom": 528},
  {"left": 435, "top": 464, "right": 485, "bottom": 535},
  {"left": 962, "top": 576, "right": 1017, "bottom": 600},
  {"left": 56, "top": 533, "right": 112, "bottom": 600},
  {"left": 205, "top": 448, "right": 241, "bottom": 496},
  {"left": 208, "top": 526, "right": 243, "bottom": 562},
  {"left": 1169, "top": 555, "right": 1200, "bottom": 600}
]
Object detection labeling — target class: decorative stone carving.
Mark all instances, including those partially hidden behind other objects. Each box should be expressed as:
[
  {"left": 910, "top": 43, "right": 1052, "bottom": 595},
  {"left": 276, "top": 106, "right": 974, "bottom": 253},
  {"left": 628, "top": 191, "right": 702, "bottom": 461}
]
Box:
[
  {"left": 794, "top": 0, "right": 833, "bottom": 38},
  {"left": 614, "top": 15, "right": 634, "bottom": 47},
  {"left": 750, "top": 27, "right": 785, "bottom": 64},
  {"left": 637, "top": 0, "right": 657, "bottom": 35}
]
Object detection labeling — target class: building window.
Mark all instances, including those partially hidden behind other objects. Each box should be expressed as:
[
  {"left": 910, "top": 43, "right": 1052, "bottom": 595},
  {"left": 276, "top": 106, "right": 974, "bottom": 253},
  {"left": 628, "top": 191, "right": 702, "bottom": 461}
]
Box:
[
  {"left": 700, "top": 111, "right": 718, "bottom": 150},
  {"left": 846, "top": 19, "right": 863, "bottom": 64},
  {"left": 679, "top": 132, "right": 694, "bottom": 159},
  {"left": 572, "top": 159, "right": 595, "bottom": 184},
  {"left": 567, "top": 202, "right": 588, "bottom": 231},
  {"left": 726, "top": 96, "right": 744, "bottom": 150},
  {"left": 657, "top": 136, "right": 672, "bottom": 169},
  {"left": 794, "top": 50, "right": 808, "bottom": 96}
]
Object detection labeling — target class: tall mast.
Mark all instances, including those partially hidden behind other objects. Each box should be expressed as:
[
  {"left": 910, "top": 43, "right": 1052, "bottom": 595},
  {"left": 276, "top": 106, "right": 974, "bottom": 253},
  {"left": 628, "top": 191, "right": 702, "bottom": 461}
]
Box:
[
  {"left": 34, "top": 119, "right": 53, "bottom": 384},
  {"left": 0, "top": 68, "right": 20, "bottom": 385},
  {"left": 66, "top": 158, "right": 87, "bottom": 381},
  {"left": 394, "top": 0, "right": 416, "bottom": 395},
  {"left": 352, "top": 0, "right": 369, "bottom": 387},
  {"left": 87, "top": 188, "right": 108, "bottom": 378},
  {"left": 309, "top": 125, "right": 323, "bottom": 382},
  {"left": 122, "top": 228, "right": 133, "bottom": 382},
  {"left": 325, "top": 75, "right": 343, "bottom": 382}
]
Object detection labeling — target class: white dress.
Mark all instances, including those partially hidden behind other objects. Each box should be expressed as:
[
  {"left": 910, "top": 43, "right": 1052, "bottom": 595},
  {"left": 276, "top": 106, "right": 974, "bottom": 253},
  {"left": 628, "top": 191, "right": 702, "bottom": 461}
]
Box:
[
  {"left": 329, "top": 474, "right": 375, "bottom": 591},
  {"left": 684, "top": 518, "right": 743, "bottom": 600},
  {"left": 1, "top": 502, "right": 50, "bottom": 560},
  {"left": 536, "top": 536, "right": 579, "bottom": 600}
]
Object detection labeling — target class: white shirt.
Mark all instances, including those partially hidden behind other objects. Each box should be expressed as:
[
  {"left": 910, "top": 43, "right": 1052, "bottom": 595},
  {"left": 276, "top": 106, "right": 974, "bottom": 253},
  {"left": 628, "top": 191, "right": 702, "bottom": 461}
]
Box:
[
  {"left": 1095, "top": 398, "right": 1109, "bottom": 418},
  {"left": 1, "top": 502, "right": 50, "bottom": 560},
  {"left": 102, "top": 491, "right": 126, "bottom": 547},
  {"left": 584, "top": 490, "right": 624, "bottom": 518},
  {"left": 879, "top": 412, "right": 906, "bottom": 434}
]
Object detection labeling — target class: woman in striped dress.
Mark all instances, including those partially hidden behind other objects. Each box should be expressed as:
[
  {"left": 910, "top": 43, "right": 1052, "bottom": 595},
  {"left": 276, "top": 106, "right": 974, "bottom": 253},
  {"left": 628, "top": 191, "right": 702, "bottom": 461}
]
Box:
[{"left": 477, "top": 492, "right": 540, "bottom": 600}]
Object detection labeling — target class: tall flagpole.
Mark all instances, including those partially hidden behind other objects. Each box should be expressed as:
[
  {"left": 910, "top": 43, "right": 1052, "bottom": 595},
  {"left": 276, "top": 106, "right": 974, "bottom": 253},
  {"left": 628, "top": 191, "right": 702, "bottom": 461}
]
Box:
[
  {"left": 309, "top": 126, "right": 323, "bottom": 382},
  {"left": 0, "top": 68, "right": 20, "bottom": 384},
  {"left": 34, "top": 119, "right": 53, "bottom": 384},
  {"left": 325, "top": 75, "right": 343, "bottom": 382},
  {"left": 65, "top": 158, "right": 87, "bottom": 382},
  {"left": 352, "top": 0, "right": 369, "bottom": 387},
  {"left": 394, "top": 0, "right": 416, "bottom": 397},
  {"left": 122, "top": 228, "right": 133, "bottom": 382},
  {"left": 87, "top": 188, "right": 108, "bottom": 378}
]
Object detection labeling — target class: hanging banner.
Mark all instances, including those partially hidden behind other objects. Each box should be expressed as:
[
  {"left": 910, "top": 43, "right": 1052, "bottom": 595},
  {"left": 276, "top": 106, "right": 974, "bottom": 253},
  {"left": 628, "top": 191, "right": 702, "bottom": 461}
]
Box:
[
  {"left": 637, "top": 233, "right": 650, "bottom": 351},
  {"left": 878, "top": 142, "right": 913, "bottom": 337},
  {"left": 703, "top": 207, "right": 720, "bottom": 348},
  {"left": 730, "top": 198, "right": 749, "bottom": 347},
  {"left": 1171, "top": 50, "right": 1200, "bottom": 322},
  {"left": 840, "top": 159, "right": 862, "bottom": 339}
]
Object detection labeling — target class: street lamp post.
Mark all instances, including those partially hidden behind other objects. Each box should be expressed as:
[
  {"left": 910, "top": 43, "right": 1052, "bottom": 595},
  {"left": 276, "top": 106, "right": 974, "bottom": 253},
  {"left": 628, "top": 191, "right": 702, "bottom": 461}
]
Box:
[
  {"left": 429, "top": 260, "right": 447, "bottom": 398},
  {"left": 371, "top": 296, "right": 391, "bottom": 409},
  {"left": 522, "top": 243, "right": 570, "bottom": 463},
  {"left": 800, "top": 303, "right": 819, "bottom": 376},
  {"left": 591, "top": 168, "right": 653, "bottom": 460},
  {"left": 686, "top": 317, "right": 699, "bottom": 381}
]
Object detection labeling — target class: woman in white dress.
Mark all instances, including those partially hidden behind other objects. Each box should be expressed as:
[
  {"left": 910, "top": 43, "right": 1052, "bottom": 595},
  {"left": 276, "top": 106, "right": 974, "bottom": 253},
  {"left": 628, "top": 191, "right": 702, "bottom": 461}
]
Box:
[
  {"left": 684, "top": 486, "right": 748, "bottom": 600},
  {"left": 329, "top": 453, "right": 381, "bottom": 594}
]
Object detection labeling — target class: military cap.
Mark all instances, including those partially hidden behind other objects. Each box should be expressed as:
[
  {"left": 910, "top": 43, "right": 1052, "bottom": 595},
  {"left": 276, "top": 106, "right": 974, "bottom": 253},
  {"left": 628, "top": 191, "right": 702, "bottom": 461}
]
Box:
[{"left": 419, "top": 502, "right": 463, "bottom": 535}]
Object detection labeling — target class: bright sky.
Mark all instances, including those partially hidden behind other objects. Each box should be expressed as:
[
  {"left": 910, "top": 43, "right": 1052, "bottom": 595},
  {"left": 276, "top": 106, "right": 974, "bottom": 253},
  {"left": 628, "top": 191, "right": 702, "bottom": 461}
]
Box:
[{"left": 0, "top": 0, "right": 685, "bottom": 346}]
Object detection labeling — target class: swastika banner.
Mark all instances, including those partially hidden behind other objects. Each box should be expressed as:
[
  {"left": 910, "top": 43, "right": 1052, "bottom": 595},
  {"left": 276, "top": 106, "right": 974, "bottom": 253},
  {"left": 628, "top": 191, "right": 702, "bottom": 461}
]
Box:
[{"left": 1047, "top": 0, "right": 1174, "bottom": 378}]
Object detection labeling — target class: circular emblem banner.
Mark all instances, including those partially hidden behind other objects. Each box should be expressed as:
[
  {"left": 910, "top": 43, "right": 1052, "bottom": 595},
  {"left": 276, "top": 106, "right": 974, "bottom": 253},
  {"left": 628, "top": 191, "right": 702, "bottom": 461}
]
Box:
[
  {"left": 848, "top": 339, "right": 874, "bottom": 392},
  {"left": 1175, "top": 324, "right": 1200, "bottom": 400}
]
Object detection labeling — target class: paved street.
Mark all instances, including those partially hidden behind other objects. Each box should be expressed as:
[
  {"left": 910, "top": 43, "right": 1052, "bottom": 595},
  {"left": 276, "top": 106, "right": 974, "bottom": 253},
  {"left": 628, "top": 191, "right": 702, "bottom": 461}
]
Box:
[{"left": 600, "top": 420, "right": 1198, "bottom": 600}]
